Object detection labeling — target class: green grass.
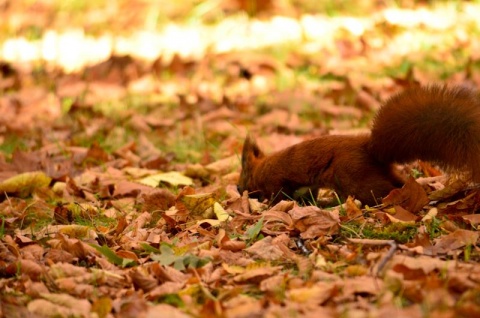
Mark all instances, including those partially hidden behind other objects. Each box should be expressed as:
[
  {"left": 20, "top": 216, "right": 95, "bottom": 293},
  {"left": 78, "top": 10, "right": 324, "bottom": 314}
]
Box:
[
  {"left": 0, "top": 135, "right": 30, "bottom": 155},
  {"left": 340, "top": 221, "right": 418, "bottom": 244},
  {"left": 425, "top": 216, "right": 444, "bottom": 239},
  {"left": 0, "top": 216, "right": 5, "bottom": 239}
]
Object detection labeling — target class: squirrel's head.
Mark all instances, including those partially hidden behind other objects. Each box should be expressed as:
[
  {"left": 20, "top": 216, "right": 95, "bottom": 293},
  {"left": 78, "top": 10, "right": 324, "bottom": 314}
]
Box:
[{"left": 238, "top": 135, "right": 264, "bottom": 198}]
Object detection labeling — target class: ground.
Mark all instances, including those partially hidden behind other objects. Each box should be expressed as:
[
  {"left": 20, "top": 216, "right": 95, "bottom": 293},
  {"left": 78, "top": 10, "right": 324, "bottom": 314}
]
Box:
[{"left": 1, "top": 1, "right": 480, "bottom": 317}]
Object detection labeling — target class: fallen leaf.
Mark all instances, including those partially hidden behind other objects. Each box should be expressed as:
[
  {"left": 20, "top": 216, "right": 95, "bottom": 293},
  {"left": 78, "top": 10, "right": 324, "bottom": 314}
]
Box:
[
  {"left": 139, "top": 171, "right": 193, "bottom": 187},
  {"left": 145, "top": 303, "right": 190, "bottom": 318},
  {"left": 462, "top": 214, "right": 480, "bottom": 227},
  {"left": 6, "top": 259, "right": 44, "bottom": 280},
  {"left": 385, "top": 205, "right": 419, "bottom": 223},
  {"left": 92, "top": 297, "right": 113, "bottom": 318},
  {"left": 213, "top": 202, "right": 231, "bottom": 221},
  {"left": 181, "top": 193, "right": 216, "bottom": 220},
  {"left": 382, "top": 176, "right": 429, "bottom": 213},
  {"left": 18, "top": 224, "right": 98, "bottom": 240},
  {"left": 287, "top": 283, "right": 335, "bottom": 305},
  {"left": 0, "top": 171, "right": 51, "bottom": 197},
  {"left": 245, "top": 236, "right": 284, "bottom": 261},
  {"left": 291, "top": 206, "right": 340, "bottom": 239},
  {"left": 432, "top": 229, "right": 479, "bottom": 254},
  {"left": 344, "top": 196, "right": 365, "bottom": 223},
  {"left": 233, "top": 265, "right": 282, "bottom": 283}
]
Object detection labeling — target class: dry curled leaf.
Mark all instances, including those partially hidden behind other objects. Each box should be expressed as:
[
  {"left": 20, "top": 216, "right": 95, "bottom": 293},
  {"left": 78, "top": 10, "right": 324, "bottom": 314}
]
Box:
[{"left": 382, "top": 176, "right": 429, "bottom": 213}]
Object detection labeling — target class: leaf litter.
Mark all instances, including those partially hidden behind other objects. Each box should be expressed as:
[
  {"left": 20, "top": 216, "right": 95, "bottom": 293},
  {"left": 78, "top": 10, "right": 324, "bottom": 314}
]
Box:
[{"left": 1, "top": 1, "right": 480, "bottom": 318}]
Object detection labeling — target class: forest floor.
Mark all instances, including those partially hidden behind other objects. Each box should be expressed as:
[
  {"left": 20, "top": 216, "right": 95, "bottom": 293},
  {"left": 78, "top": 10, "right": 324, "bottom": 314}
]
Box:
[{"left": 1, "top": 1, "right": 480, "bottom": 317}]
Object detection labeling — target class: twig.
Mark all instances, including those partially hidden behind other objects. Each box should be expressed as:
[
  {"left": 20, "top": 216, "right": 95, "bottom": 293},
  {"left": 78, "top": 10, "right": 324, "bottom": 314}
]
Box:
[{"left": 347, "top": 238, "right": 398, "bottom": 276}]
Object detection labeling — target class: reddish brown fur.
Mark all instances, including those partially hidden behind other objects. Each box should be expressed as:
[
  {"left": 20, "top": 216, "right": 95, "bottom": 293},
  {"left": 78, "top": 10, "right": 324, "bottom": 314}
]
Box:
[
  {"left": 370, "top": 85, "right": 480, "bottom": 180},
  {"left": 238, "top": 85, "right": 480, "bottom": 206}
]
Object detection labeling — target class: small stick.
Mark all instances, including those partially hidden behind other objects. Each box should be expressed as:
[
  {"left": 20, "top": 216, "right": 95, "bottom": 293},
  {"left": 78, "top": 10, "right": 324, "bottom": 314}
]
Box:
[{"left": 347, "top": 238, "right": 398, "bottom": 276}]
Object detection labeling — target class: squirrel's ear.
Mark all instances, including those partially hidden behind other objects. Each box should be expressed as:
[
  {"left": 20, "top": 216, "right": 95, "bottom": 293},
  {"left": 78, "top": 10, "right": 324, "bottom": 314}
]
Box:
[
  {"left": 242, "top": 135, "right": 264, "bottom": 166},
  {"left": 239, "top": 135, "right": 264, "bottom": 195}
]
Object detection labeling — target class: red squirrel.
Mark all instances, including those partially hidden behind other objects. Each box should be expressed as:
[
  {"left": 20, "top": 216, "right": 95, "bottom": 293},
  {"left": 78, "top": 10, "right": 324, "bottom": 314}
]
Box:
[{"left": 238, "top": 85, "right": 480, "bottom": 206}]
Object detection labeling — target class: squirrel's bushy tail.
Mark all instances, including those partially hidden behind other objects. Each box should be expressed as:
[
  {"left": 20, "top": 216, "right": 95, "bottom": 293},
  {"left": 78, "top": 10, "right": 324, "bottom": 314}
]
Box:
[{"left": 369, "top": 85, "right": 480, "bottom": 181}]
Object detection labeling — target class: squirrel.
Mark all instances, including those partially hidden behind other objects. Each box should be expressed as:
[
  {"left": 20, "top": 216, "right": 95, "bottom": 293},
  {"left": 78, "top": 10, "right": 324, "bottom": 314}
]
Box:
[{"left": 238, "top": 85, "right": 480, "bottom": 206}]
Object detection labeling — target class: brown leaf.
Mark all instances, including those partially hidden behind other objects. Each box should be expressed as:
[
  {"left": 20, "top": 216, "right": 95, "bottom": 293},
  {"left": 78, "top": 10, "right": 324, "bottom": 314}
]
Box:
[
  {"left": 54, "top": 204, "right": 73, "bottom": 224},
  {"left": 217, "top": 229, "right": 246, "bottom": 251},
  {"left": 404, "top": 226, "right": 433, "bottom": 251},
  {"left": 223, "top": 295, "right": 263, "bottom": 318},
  {"left": 341, "top": 276, "right": 381, "bottom": 297},
  {"left": 462, "top": 214, "right": 480, "bottom": 226},
  {"left": 48, "top": 234, "right": 98, "bottom": 259},
  {"left": 42, "top": 293, "right": 91, "bottom": 316},
  {"left": 113, "top": 294, "right": 149, "bottom": 318},
  {"left": 141, "top": 189, "right": 176, "bottom": 212},
  {"left": 429, "top": 176, "right": 470, "bottom": 201},
  {"left": 290, "top": 206, "right": 340, "bottom": 239},
  {"left": 147, "top": 282, "right": 185, "bottom": 300},
  {"left": 175, "top": 186, "right": 196, "bottom": 215},
  {"left": 11, "top": 150, "right": 43, "bottom": 172},
  {"left": 344, "top": 196, "right": 365, "bottom": 223},
  {"left": 83, "top": 142, "right": 111, "bottom": 166},
  {"left": 145, "top": 304, "right": 190, "bottom": 318},
  {"left": 150, "top": 262, "right": 190, "bottom": 284},
  {"left": 432, "top": 229, "right": 479, "bottom": 254},
  {"left": 259, "top": 274, "right": 285, "bottom": 292},
  {"left": 262, "top": 210, "right": 294, "bottom": 235},
  {"left": 27, "top": 298, "right": 88, "bottom": 318},
  {"left": 48, "top": 262, "right": 88, "bottom": 279},
  {"left": 269, "top": 200, "right": 296, "bottom": 212},
  {"left": 385, "top": 205, "right": 419, "bottom": 223},
  {"left": 44, "top": 248, "right": 75, "bottom": 264},
  {"left": 245, "top": 236, "right": 284, "bottom": 261},
  {"left": 382, "top": 176, "right": 429, "bottom": 213},
  {"left": 286, "top": 282, "right": 336, "bottom": 305},
  {"left": 112, "top": 180, "right": 152, "bottom": 197},
  {"left": 221, "top": 240, "right": 247, "bottom": 252},
  {"left": 6, "top": 259, "right": 44, "bottom": 280},
  {"left": 233, "top": 266, "right": 282, "bottom": 283},
  {"left": 24, "top": 281, "right": 49, "bottom": 298},
  {"left": 390, "top": 255, "right": 453, "bottom": 277},
  {"left": 21, "top": 244, "right": 44, "bottom": 262},
  {"left": 116, "top": 250, "right": 139, "bottom": 263},
  {"left": 130, "top": 268, "right": 158, "bottom": 292}
]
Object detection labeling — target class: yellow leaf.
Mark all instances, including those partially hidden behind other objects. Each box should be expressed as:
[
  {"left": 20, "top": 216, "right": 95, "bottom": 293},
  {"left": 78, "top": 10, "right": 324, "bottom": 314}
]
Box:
[
  {"left": 139, "top": 171, "right": 193, "bottom": 187},
  {"left": 288, "top": 285, "right": 333, "bottom": 304},
  {"left": 345, "top": 264, "right": 368, "bottom": 276},
  {"left": 57, "top": 224, "right": 98, "bottom": 239},
  {"left": 222, "top": 263, "right": 245, "bottom": 274},
  {"left": 213, "top": 202, "right": 231, "bottom": 221},
  {"left": 18, "top": 224, "right": 98, "bottom": 240},
  {"left": 52, "top": 181, "right": 66, "bottom": 194},
  {"left": 421, "top": 207, "right": 438, "bottom": 222},
  {"left": 0, "top": 171, "right": 51, "bottom": 197},
  {"left": 92, "top": 297, "right": 112, "bottom": 318},
  {"left": 196, "top": 219, "right": 221, "bottom": 227},
  {"left": 181, "top": 193, "right": 215, "bottom": 219}
]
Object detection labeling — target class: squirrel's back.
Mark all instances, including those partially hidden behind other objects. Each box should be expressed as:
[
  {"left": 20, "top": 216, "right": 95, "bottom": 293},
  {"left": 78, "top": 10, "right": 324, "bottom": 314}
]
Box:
[{"left": 369, "top": 85, "right": 480, "bottom": 181}]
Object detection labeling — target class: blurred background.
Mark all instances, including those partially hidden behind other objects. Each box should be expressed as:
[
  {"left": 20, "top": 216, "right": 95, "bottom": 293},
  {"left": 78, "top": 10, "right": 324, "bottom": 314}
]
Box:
[{"left": 0, "top": 0, "right": 479, "bottom": 160}]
